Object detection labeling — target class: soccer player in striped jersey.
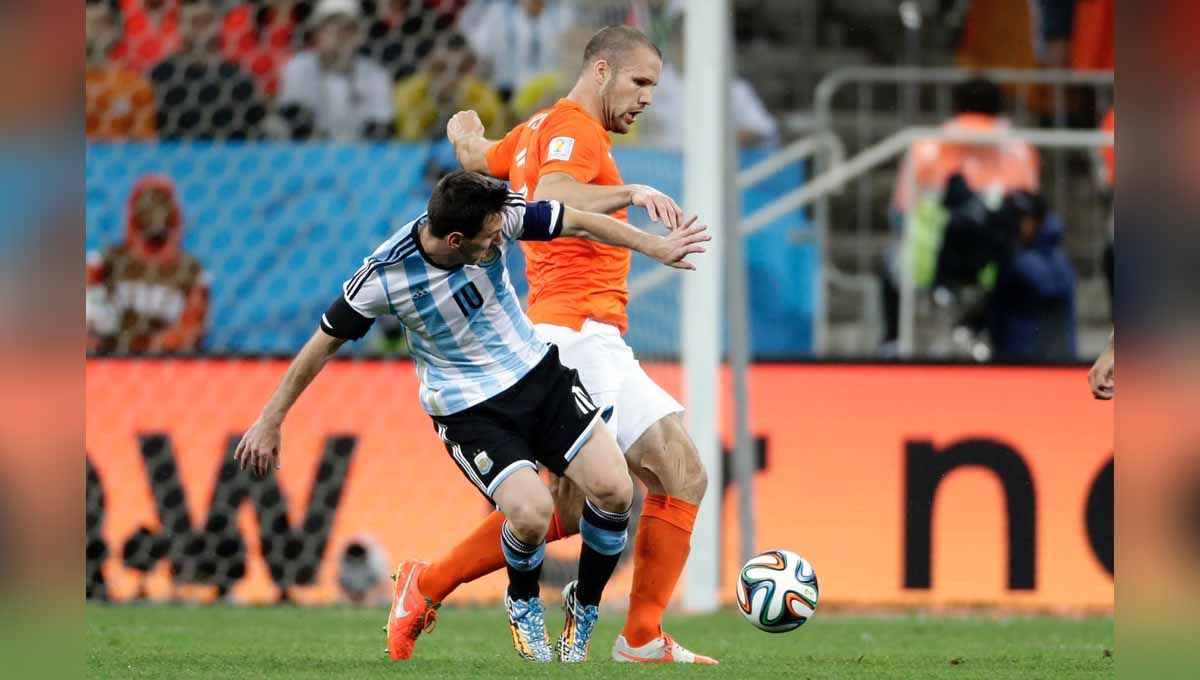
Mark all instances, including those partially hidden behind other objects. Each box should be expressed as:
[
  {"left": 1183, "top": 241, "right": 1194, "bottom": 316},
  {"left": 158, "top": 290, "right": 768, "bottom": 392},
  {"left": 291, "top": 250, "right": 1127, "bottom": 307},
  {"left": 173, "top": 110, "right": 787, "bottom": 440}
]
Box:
[
  {"left": 405, "top": 25, "right": 717, "bottom": 665},
  {"left": 234, "top": 171, "right": 709, "bottom": 663}
]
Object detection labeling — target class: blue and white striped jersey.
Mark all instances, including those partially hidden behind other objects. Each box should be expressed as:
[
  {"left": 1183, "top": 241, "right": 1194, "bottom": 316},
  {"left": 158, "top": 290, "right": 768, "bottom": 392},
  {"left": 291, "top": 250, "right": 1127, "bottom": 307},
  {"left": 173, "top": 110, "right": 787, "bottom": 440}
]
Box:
[{"left": 321, "top": 197, "right": 566, "bottom": 416}]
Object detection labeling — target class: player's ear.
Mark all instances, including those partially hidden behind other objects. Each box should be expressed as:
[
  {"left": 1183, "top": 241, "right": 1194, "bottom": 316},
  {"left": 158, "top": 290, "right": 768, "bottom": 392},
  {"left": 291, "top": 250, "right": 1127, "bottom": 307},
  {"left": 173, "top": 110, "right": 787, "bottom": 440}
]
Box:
[
  {"left": 446, "top": 232, "right": 463, "bottom": 248},
  {"left": 593, "top": 57, "right": 610, "bottom": 86}
]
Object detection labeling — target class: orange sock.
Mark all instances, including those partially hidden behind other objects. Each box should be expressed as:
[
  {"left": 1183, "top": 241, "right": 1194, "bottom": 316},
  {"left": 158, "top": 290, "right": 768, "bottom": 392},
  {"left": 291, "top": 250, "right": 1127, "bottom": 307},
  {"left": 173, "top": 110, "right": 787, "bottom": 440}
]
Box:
[
  {"left": 417, "top": 510, "right": 569, "bottom": 603},
  {"left": 621, "top": 494, "right": 698, "bottom": 647}
]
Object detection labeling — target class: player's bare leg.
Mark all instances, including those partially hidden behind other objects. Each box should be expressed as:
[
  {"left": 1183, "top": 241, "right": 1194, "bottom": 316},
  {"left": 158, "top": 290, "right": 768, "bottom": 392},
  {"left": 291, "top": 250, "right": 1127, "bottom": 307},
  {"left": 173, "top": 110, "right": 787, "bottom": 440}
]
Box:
[
  {"left": 555, "top": 423, "right": 633, "bottom": 662},
  {"left": 613, "top": 413, "right": 718, "bottom": 664}
]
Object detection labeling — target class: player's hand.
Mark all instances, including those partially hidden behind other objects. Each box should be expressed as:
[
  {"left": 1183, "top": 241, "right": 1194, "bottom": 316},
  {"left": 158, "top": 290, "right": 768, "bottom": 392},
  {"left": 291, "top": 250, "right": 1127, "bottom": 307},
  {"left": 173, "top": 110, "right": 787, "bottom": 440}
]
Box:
[
  {"left": 629, "top": 184, "right": 684, "bottom": 231},
  {"left": 1088, "top": 341, "right": 1114, "bottom": 400},
  {"left": 234, "top": 417, "right": 282, "bottom": 478},
  {"left": 446, "top": 110, "right": 485, "bottom": 145},
  {"left": 650, "top": 215, "right": 710, "bottom": 270}
]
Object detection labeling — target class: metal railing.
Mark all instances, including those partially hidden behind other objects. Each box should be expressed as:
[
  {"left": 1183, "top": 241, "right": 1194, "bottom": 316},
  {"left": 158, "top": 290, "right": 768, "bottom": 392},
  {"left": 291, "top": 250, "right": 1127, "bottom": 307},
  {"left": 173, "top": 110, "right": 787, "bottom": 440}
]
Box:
[
  {"left": 630, "top": 68, "right": 1115, "bottom": 360},
  {"left": 747, "top": 126, "right": 1111, "bottom": 358},
  {"left": 627, "top": 131, "right": 849, "bottom": 354},
  {"left": 892, "top": 129, "right": 1113, "bottom": 359},
  {"left": 813, "top": 67, "right": 1115, "bottom": 275},
  {"left": 630, "top": 125, "right": 1112, "bottom": 358}
]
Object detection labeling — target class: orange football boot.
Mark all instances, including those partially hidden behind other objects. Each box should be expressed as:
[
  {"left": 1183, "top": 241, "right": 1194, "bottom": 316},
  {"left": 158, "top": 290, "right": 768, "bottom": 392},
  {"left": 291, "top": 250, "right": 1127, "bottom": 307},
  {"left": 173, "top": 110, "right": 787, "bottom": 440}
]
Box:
[{"left": 385, "top": 560, "right": 439, "bottom": 661}]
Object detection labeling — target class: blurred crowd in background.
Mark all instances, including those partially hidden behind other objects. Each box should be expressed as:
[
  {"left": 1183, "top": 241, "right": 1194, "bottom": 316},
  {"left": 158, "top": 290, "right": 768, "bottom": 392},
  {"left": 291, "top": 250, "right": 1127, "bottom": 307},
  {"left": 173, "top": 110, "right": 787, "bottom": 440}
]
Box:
[
  {"left": 85, "top": 0, "right": 1113, "bottom": 362},
  {"left": 85, "top": 0, "right": 780, "bottom": 147}
]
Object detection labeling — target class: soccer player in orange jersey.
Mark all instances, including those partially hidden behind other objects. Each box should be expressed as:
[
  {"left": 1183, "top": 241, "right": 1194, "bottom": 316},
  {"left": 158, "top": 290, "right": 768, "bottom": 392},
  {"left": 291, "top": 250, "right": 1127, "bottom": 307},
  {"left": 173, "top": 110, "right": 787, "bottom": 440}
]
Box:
[{"left": 385, "top": 26, "right": 716, "bottom": 664}]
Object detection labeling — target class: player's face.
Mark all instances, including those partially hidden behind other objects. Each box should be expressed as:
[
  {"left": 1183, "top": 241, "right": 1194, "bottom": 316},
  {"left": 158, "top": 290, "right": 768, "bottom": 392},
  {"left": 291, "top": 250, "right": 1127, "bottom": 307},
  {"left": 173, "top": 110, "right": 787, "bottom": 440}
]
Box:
[
  {"left": 453, "top": 213, "right": 505, "bottom": 265},
  {"left": 600, "top": 47, "right": 661, "bottom": 134}
]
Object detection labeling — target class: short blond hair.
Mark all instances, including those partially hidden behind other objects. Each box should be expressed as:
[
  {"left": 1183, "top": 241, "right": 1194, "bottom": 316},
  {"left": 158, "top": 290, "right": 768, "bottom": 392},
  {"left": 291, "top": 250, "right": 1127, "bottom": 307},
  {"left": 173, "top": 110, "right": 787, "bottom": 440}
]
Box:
[{"left": 581, "top": 25, "right": 661, "bottom": 71}]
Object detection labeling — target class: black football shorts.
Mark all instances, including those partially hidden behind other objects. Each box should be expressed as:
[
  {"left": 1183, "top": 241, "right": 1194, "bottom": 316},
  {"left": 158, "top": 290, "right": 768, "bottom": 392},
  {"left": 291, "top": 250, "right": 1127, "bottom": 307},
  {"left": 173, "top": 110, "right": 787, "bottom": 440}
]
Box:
[{"left": 430, "top": 345, "right": 612, "bottom": 502}]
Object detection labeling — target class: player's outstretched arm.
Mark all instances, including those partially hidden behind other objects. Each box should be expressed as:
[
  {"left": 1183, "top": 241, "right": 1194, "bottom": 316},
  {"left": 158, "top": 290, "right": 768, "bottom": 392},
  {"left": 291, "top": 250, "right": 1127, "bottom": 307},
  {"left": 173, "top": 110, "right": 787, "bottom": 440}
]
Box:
[
  {"left": 559, "top": 205, "right": 710, "bottom": 270},
  {"left": 1088, "top": 331, "right": 1114, "bottom": 400},
  {"left": 235, "top": 329, "right": 346, "bottom": 477},
  {"left": 537, "top": 173, "right": 685, "bottom": 230},
  {"left": 446, "top": 110, "right": 498, "bottom": 175}
]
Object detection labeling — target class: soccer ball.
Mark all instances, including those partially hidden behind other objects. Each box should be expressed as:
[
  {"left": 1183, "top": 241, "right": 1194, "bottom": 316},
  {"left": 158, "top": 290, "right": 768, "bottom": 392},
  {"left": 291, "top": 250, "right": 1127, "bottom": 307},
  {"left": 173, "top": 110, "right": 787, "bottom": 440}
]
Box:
[{"left": 736, "top": 549, "right": 819, "bottom": 633}]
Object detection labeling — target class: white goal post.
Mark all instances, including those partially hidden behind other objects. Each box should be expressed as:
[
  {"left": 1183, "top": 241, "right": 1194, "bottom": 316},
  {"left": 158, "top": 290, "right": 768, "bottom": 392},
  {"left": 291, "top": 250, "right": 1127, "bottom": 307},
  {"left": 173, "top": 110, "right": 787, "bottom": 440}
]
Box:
[{"left": 680, "top": 0, "right": 730, "bottom": 613}]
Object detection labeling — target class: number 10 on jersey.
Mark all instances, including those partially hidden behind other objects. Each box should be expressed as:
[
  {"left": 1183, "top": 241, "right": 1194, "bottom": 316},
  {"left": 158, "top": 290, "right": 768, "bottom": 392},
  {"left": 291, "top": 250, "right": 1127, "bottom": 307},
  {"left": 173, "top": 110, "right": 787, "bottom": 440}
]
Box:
[{"left": 452, "top": 282, "right": 484, "bottom": 318}]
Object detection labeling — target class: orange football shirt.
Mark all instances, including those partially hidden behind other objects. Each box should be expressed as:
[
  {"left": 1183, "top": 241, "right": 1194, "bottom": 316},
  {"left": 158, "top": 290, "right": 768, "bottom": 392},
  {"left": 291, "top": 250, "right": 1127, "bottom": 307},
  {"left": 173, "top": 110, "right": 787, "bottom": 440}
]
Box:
[{"left": 486, "top": 98, "right": 632, "bottom": 333}]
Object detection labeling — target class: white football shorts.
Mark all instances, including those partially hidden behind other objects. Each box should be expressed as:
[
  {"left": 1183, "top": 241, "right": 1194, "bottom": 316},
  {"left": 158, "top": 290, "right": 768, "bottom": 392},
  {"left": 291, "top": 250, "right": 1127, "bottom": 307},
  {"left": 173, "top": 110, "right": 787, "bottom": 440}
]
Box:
[{"left": 535, "top": 319, "right": 684, "bottom": 454}]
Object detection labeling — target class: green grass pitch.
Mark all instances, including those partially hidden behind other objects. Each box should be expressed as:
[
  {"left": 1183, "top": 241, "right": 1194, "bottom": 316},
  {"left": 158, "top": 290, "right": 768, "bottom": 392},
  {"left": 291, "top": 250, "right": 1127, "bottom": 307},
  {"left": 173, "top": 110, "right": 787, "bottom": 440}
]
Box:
[{"left": 87, "top": 604, "right": 1112, "bottom": 679}]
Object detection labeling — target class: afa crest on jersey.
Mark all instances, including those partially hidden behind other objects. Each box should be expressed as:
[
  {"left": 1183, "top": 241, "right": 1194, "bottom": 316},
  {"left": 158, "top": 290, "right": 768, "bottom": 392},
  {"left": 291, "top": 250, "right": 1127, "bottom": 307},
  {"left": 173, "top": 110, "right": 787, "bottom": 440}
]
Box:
[
  {"left": 479, "top": 246, "right": 501, "bottom": 267},
  {"left": 473, "top": 450, "right": 493, "bottom": 475}
]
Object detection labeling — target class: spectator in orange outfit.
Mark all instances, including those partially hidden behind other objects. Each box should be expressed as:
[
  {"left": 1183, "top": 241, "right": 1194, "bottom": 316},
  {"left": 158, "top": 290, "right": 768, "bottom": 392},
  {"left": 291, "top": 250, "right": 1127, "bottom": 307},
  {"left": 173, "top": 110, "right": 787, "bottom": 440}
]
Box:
[
  {"left": 880, "top": 76, "right": 1041, "bottom": 352},
  {"left": 87, "top": 0, "right": 157, "bottom": 140},
  {"left": 1039, "top": 0, "right": 1114, "bottom": 71},
  {"left": 955, "top": 0, "right": 1038, "bottom": 71},
  {"left": 892, "top": 76, "right": 1040, "bottom": 215},
  {"left": 86, "top": 175, "right": 210, "bottom": 355},
  {"left": 220, "top": 0, "right": 299, "bottom": 97},
  {"left": 111, "top": 0, "right": 182, "bottom": 74},
  {"left": 1069, "top": 0, "right": 1114, "bottom": 70}
]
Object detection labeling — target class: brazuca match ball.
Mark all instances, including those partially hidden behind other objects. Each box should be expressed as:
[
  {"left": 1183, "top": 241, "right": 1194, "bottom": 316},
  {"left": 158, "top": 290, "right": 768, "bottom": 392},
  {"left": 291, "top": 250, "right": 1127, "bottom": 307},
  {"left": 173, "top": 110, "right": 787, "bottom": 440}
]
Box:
[{"left": 736, "top": 549, "right": 819, "bottom": 633}]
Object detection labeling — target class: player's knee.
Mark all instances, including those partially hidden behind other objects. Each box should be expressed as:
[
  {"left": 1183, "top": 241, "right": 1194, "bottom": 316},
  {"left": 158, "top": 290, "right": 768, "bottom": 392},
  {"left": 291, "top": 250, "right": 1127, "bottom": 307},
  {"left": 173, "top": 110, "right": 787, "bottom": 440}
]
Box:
[
  {"left": 506, "top": 493, "right": 554, "bottom": 542},
  {"left": 587, "top": 467, "right": 633, "bottom": 513}
]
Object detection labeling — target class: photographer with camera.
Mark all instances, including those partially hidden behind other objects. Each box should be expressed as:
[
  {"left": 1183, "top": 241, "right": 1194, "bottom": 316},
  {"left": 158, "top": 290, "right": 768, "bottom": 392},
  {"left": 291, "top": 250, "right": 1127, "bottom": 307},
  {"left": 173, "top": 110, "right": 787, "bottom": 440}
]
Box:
[{"left": 986, "top": 190, "right": 1077, "bottom": 361}]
